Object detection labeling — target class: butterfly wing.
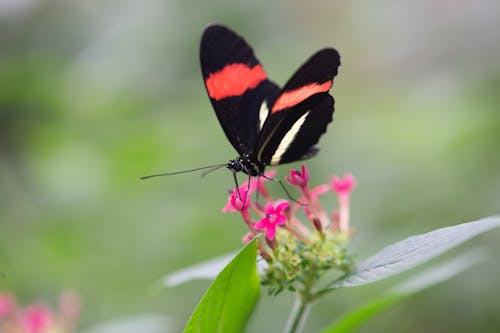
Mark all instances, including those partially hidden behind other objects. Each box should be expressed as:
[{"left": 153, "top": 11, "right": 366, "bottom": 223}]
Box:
[
  {"left": 200, "top": 24, "right": 280, "bottom": 157},
  {"left": 256, "top": 48, "right": 340, "bottom": 166}
]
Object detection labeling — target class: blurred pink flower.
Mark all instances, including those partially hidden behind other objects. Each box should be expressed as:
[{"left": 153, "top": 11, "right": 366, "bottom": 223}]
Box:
[
  {"left": 331, "top": 173, "right": 356, "bottom": 232},
  {"left": 294, "top": 183, "right": 329, "bottom": 209},
  {"left": 331, "top": 173, "right": 356, "bottom": 198},
  {"left": 309, "top": 183, "right": 330, "bottom": 198},
  {"left": 0, "top": 291, "right": 81, "bottom": 333},
  {"left": 245, "top": 170, "right": 277, "bottom": 196},
  {"left": 20, "top": 304, "right": 53, "bottom": 333},
  {"left": 0, "top": 293, "right": 15, "bottom": 319},
  {"left": 242, "top": 232, "right": 255, "bottom": 244}
]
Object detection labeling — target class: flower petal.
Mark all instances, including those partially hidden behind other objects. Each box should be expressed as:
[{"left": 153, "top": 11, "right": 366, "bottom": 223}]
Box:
[
  {"left": 286, "top": 165, "right": 310, "bottom": 187},
  {"left": 254, "top": 218, "right": 269, "bottom": 230},
  {"left": 331, "top": 173, "right": 357, "bottom": 195},
  {"left": 264, "top": 202, "right": 275, "bottom": 214},
  {"left": 301, "top": 165, "right": 309, "bottom": 181},
  {"left": 275, "top": 215, "right": 286, "bottom": 226},
  {"left": 311, "top": 184, "right": 329, "bottom": 197},
  {"left": 266, "top": 225, "right": 276, "bottom": 240},
  {"left": 275, "top": 201, "right": 290, "bottom": 214}
]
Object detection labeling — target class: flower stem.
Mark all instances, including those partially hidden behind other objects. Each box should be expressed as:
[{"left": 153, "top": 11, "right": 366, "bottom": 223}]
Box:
[{"left": 283, "top": 294, "right": 311, "bottom": 333}]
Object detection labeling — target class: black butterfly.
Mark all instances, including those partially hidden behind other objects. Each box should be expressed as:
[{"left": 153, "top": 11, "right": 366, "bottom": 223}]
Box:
[
  {"left": 142, "top": 25, "right": 340, "bottom": 184},
  {"left": 200, "top": 24, "right": 340, "bottom": 177}
]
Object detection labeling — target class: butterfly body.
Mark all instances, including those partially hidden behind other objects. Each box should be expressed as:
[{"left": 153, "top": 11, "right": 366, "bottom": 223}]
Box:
[
  {"left": 227, "top": 153, "right": 264, "bottom": 177},
  {"left": 200, "top": 24, "right": 340, "bottom": 177}
]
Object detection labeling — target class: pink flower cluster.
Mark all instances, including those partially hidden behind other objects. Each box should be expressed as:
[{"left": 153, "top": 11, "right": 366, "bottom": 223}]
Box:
[
  {"left": 222, "top": 165, "right": 356, "bottom": 255},
  {"left": 0, "top": 291, "right": 80, "bottom": 333}
]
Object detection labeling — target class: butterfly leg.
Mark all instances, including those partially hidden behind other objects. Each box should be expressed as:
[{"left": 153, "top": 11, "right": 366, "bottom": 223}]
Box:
[
  {"left": 232, "top": 171, "right": 241, "bottom": 199},
  {"left": 246, "top": 174, "right": 252, "bottom": 206},
  {"left": 246, "top": 174, "right": 252, "bottom": 192},
  {"left": 261, "top": 174, "right": 306, "bottom": 206}
]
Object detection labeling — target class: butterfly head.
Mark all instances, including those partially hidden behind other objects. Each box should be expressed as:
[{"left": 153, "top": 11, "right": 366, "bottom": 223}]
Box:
[{"left": 227, "top": 154, "right": 264, "bottom": 177}]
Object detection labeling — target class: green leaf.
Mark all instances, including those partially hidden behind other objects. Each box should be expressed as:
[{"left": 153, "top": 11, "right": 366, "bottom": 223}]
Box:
[
  {"left": 321, "top": 295, "right": 401, "bottom": 333},
  {"left": 321, "top": 250, "right": 485, "bottom": 333},
  {"left": 330, "top": 216, "right": 500, "bottom": 289},
  {"left": 164, "top": 252, "right": 267, "bottom": 287},
  {"left": 183, "top": 238, "right": 260, "bottom": 333}
]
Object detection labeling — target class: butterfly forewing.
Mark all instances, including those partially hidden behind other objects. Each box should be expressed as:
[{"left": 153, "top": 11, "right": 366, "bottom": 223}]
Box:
[
  {"left": 274, "top": 48, "right": 340, "bottom": 101},
  {"left": 200, "top": 25, "right": 280, "bottom": 157},
  {"left": 256, "top": 48, "right": 340, "bottom": 166}
]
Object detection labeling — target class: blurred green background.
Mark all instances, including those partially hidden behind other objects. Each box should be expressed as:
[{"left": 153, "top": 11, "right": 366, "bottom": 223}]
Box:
[{"left": 1, "top": 0, "right": 499, "bottom": 332}]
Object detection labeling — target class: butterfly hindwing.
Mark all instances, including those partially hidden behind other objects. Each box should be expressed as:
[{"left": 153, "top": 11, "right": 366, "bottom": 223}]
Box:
[
  {"left": 256, "top": 48, "right": 340, "bottom": 166},
  {"left": 257, "top": 93, "right": 334, "bottom": 165},
  {"left": 200, "top": 25, "right": 280, "bottom": 156}
]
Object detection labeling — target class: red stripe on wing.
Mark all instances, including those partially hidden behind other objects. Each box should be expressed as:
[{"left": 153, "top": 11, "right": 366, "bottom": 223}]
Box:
[
  {"left": 205, "top": 64, "right": 267, "bottom": 101},
  {"left": 271, "top": 81, "right": 332, "bottom": 113}
]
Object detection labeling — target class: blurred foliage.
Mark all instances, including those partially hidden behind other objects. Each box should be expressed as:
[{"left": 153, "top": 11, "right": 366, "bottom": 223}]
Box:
[{"left": 0, "top": 0, "right": 499, "bottom": 332}]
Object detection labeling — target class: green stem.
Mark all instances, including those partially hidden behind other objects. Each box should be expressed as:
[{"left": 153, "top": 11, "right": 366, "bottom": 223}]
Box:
[{"left": 283, "top": 294, "right": 311, "bottom": 333}]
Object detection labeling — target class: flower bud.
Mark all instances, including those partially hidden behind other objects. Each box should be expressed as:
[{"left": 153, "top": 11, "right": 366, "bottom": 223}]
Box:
[{"left": 313, "top": 217, "right": 323, "bottom": 233}]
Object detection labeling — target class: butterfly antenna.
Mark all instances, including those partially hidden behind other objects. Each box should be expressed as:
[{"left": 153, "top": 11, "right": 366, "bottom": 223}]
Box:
[
  {"left": 200, "top": 164, "right": 228, "bottom": 177},
  {"left": 261, "top": 174, "right": 307, "bottom": 206},
  {"left": 141, "top": 163, "right": 228, "bottom": 180}
]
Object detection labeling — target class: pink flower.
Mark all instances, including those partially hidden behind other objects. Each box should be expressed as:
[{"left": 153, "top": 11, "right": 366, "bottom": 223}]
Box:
[
  {"left": 331, "top": 173, "right": 356, "bottom": 197},
  {"left": 292, "top": 183, "right": 329, "bottom": 213},
  {"left": 332, "top": 209, "right": 340, "bottom": 231},
  {"left": 331, "top": 173, "right": 356, "bottom": 233},
  {"left": 0, "top": 293, "right": 15, "bottom": 319},
  {"left": 255, "top": 202, "right": 289, "bottom": 240},
  {"left": 305, "top": 183, "right": 329, "bottom": 203},
  {"left": 227, "top": 189, "right": 250, "bottom": 212},
  {"left": 242, "top": 232, "right": 255, "bottom": 244},
  {"left": 222, "top": 170, "right": 277, "bottom": 212},
  {"left": 58, "top": 291, "right": 81, "bottom": 331},
  {"left": 285, "top": 165, "right": 310, "bottom": 187},
  {"left": 245, "top": 170, "right": 277, "bottom": 195},
  {"left": 222, "top": 190, "right": 238, "bottom": 213},
  {"left": 20, "top": 304, "right": 54, "bottom": 333}
]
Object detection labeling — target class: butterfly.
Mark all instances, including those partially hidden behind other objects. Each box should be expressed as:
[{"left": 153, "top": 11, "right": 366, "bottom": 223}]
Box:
[
  {"left": 200, "top": 24, "right": 341, "bottom": 178},
  {"left": 141, "top": 24, "right": 340, "bottom": 185}
]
